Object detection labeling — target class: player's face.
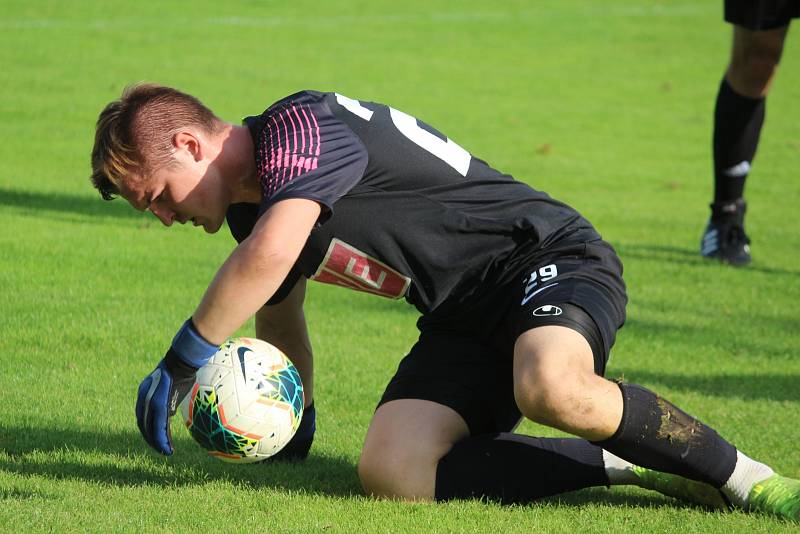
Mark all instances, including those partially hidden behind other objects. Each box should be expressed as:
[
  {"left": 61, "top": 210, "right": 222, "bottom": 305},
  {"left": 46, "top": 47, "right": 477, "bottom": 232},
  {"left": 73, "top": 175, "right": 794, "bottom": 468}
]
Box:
[
  {"left": 118, "top": 129, "right": 232, "bottom": 233},
  {"left": 119, "top": 158, "right": 230, "bottom": 234}
]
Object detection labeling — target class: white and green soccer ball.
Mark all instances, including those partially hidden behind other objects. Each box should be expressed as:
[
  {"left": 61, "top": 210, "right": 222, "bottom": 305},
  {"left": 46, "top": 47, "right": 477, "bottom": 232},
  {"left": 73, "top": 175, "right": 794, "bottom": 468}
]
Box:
[{"left": 179, "top": 337, "right": 304, "bottom": 463}]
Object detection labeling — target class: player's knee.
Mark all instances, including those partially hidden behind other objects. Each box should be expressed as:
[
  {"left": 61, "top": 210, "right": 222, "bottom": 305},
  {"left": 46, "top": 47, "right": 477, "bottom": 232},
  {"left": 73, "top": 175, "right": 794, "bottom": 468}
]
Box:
[
  {"left": 730, "top": 40, "right": 784, "bottom": 94},
  {"left": 357, "top": 437, "right": 441, "bottom": 501},
  {"left": 359, "top": 400, "right": 469, "bottom": 501},
  {"left": 731, "top": 54, "right": 780, "bottom": 91},
  {"left": 513, "top": 325, "right": 601, "bottom": 429},
  {"left": 514, "top": 368, "right": 572, "bottom": 426},
  {"left": 513, "top": 349, "right": 593, "bottom": 427},
  {"left": 356, "top": 448, "right": 388, "bottom": 497}
]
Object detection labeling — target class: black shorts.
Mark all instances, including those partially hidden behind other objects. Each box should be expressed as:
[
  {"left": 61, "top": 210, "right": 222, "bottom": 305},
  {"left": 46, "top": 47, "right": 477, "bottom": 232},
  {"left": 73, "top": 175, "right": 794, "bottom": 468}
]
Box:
[
  {"left": 725, "top": 0, "right": 800, "bottom": 30},
  {"left": 378, "top": 240, "right": 627, "bottom": 436}
]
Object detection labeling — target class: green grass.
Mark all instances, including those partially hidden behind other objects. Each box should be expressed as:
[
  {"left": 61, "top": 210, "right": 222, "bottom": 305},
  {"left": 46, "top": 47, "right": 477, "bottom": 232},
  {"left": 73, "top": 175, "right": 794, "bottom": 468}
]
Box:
[{"left": 1, "top": 0, "right": 799, "bottom": 531}]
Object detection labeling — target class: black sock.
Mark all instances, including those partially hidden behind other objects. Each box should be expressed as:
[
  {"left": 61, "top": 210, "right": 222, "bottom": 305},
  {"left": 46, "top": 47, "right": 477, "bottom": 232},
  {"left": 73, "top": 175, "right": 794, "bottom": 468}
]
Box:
[
  {"left": 435, "top": 434, "right": 608, "bottom": 503},
  {"left": 593, "top": 383, "right": 737, "bottom": 488},
  {"left": 712, "top": 78, "right": 765, "bottom": 205}
]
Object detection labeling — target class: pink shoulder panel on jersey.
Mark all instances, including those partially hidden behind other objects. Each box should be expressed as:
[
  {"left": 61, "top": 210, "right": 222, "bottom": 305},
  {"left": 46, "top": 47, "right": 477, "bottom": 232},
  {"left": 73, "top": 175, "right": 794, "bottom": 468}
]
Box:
[{"left": 258, "top": 103, "right": 321, "bottom": 198}]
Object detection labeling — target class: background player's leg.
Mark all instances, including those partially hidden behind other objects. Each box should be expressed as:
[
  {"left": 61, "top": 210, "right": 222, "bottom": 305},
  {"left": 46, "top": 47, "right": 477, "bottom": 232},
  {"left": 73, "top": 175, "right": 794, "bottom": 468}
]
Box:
[
  {"left": 512, "top": 326, "right": 785, "bottom": 513},
  {"left": 727, "top": 25, "right": 788, "bottom": 98},
  {"left": 702, "top": 25, "right": 789, "bottom": 264}
]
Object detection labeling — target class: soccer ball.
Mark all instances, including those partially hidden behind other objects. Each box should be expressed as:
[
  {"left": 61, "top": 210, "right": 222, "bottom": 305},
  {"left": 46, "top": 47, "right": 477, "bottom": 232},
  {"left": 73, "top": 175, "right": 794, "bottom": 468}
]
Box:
[{"left": 179, "top": 337, "right": 304, "bottom": 463}]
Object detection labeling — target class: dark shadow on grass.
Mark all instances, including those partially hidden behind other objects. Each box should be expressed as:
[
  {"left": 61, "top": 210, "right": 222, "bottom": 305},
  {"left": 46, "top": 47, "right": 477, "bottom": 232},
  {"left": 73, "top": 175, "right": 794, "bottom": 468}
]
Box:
[
  {"left": 445, "top": 486, "right": 720, "bottom": 514},
  {"left": 620, "top": 370, "right": 800, "bottom": 403},
  {"left": 622, "top": 317, "right": 796, "bottom": 361},
  {"left": 0, "top": 425, "right": 725, "bottom": 514},
  {"left": 0, "top": 187, "right": 147, "bottom": 221},
  {"left": 540, "top": 486, "right": 721, "bottom": 513},
  {"left": 616, "top": 243, "right": 800, "bottom": 277},
  {"left": 0, "top": 425, "right": 361, "bottom": 497},
  {"left": 0, "top": 425, "right": 738, "bottom": 515}
]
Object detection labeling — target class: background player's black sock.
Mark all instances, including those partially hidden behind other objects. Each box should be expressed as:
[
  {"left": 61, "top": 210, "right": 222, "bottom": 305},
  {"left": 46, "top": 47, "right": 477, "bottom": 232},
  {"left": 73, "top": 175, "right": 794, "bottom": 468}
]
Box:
[
  {"left": 712, "top": 78, "right": 765, "bottom": 205},
  {"left": 593, "top": 383, "right": 738, "bottom": 488},
  {"left": 435, "top": 434, "right": 608, "bottom": 503}
]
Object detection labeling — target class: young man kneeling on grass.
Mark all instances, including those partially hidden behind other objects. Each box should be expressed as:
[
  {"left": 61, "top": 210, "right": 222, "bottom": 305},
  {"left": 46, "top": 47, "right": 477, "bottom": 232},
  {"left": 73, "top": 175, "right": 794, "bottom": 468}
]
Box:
[{"left": 91, "top": 84, "right": 799, "bottom": 521}]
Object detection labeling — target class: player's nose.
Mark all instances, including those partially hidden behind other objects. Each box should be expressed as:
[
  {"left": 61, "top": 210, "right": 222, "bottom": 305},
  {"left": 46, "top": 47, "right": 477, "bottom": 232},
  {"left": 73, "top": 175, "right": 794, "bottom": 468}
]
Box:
[{"left": 149, "top": 205, "right": 174, "bottom": 227}]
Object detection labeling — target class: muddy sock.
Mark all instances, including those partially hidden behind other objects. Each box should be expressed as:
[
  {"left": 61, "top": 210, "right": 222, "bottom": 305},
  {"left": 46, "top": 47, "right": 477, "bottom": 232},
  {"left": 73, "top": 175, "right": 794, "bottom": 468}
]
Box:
[{"left": 592, "top": 383, "right": 738, "bottom": 487}]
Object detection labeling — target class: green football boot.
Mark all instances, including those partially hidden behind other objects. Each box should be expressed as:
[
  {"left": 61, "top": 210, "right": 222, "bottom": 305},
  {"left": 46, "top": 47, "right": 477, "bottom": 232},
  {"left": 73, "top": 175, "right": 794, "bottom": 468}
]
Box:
[
  {"left": 747, "top": 474, "right": 800, "bottom": 522},
  {"left": 630, "top": 465, "right": 729, "bottom": 510}
]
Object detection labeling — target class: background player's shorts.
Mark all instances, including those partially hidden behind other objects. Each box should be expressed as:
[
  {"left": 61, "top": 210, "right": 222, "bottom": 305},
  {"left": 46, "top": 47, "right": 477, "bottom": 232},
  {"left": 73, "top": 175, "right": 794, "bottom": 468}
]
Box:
[
  {"left": 378, "top": 239, "right": 627, "bottom": 435},
  {"left": 725, "top": 0, "right": 800, "bottom": 30}
]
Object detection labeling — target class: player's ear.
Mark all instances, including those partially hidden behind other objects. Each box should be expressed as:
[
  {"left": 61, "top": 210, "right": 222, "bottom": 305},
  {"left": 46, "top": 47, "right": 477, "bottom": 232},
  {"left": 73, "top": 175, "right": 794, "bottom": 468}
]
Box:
[{"left": 172, "top": 131, "right": 203, "bottom": 162}]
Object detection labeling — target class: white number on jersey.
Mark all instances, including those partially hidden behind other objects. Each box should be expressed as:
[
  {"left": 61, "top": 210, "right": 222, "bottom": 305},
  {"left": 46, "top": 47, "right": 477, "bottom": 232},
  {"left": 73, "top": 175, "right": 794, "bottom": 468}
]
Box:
[{"left": 335, "top": 93, "right": 472, "bottom": 176}]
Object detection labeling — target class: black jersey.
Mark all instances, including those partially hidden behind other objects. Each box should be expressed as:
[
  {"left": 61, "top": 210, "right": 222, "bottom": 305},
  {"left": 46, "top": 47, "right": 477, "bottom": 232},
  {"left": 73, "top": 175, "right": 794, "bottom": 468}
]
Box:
[{"left": 226, "top": 91, "right": 600, "bottom": 315}]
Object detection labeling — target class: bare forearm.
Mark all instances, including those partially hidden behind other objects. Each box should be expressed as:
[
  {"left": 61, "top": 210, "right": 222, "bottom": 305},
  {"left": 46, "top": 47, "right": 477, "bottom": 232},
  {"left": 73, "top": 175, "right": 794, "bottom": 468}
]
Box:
[
  {"left": 193, "top": 243, "right": 294, "bottom": 345},
  {"left": 191, "top": 198, "right": 321, "bottom": 345}
]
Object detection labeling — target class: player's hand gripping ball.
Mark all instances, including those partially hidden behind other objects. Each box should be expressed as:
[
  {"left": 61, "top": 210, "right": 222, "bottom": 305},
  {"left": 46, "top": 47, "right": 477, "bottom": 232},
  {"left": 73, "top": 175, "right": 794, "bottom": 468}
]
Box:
[{"left": 179, "top": 338, "right": 305, "bottom": 463}]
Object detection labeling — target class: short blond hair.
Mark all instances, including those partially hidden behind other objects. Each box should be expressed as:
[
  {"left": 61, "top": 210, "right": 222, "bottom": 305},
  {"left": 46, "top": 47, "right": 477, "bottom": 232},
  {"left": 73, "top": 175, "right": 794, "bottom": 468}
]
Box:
[{"left": 90, "top": 83, "right": 223, "bottom": 200}]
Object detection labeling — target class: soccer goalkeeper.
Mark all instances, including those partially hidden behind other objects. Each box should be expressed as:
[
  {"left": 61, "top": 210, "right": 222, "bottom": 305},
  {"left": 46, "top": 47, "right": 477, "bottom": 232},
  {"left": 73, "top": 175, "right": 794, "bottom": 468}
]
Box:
[{"left": 91, "top": 84, "right": 798, "bottom": 521}]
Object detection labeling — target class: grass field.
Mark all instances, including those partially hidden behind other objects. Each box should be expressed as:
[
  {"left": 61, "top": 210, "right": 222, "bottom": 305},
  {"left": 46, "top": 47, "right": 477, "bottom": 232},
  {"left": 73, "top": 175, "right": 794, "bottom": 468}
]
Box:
[{"left": 1, "top": 1, "right": 799, "bottom": 532}]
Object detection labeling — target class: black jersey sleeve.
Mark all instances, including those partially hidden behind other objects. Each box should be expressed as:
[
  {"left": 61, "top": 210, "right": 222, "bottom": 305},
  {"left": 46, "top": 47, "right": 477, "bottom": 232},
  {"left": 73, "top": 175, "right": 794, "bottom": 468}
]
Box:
[
  {"left": 244, "top": 91, "right": 369, "bottom": 221},
  {"left": 225, "top": 203, "right": 302, "bottom": 305}
]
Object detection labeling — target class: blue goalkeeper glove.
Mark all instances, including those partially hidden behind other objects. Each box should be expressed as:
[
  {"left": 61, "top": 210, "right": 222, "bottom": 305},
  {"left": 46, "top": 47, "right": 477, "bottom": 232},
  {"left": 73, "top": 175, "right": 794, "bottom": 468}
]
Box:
[
  {"left": 268, "top": 402, "right": 316, "bottom": 461},
  {"left": 135, "top": 319, "right": 218, "bottom": 455}
]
